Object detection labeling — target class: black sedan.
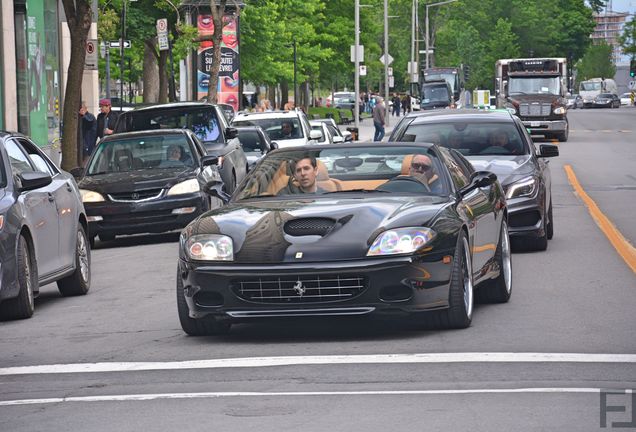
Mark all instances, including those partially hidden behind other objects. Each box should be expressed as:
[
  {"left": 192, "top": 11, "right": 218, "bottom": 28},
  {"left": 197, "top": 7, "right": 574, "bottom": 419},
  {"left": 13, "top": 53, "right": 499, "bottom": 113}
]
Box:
[
  {"left": 77, "top": 129, "right": 223, "bottom": 243},
  {"left": 176, "top": 143, "right": 510, "bottom": 335},
  {"left": 0, "top": 132, "right": 90, "bottom": 320},
  {"left": 115, "top": 102, "right": 248, "bottom": 193},
  {"left": 390, "top": 110, "right": 558, "bottom": 251},
  {"left": 591, "top": 93, "right": 621, "bottom": 109}
]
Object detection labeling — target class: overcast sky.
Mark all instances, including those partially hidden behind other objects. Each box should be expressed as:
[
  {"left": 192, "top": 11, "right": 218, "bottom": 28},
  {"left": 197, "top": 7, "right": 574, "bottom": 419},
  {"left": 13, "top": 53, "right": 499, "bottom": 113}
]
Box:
[{"left": 608, "top": 0, "right": 636, "bottom": 13}]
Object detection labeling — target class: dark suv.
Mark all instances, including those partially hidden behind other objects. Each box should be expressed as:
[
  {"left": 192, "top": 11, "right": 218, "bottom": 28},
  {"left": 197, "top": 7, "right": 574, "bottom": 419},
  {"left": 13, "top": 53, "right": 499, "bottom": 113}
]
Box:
[
  {"left": 389, "top": 110, "right": 559, "bottom": 251},
  {"left": 420, "top": 80, "right": 453, "bottom": 110},
  {"left": 115, "top": 102, "right": 247, "bottom": 193}
]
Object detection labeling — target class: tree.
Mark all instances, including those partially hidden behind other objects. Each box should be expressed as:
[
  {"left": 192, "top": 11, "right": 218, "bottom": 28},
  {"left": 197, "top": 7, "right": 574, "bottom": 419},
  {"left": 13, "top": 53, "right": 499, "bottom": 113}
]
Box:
[
  {"left": 60, "top": 0, "right": 93, "bottom": 170},
  {"left": 619, "top": 17, "right": 636, "bottom": 58},
  {"left": 576, "top": 41, "right": 616, "bottom": 83}
]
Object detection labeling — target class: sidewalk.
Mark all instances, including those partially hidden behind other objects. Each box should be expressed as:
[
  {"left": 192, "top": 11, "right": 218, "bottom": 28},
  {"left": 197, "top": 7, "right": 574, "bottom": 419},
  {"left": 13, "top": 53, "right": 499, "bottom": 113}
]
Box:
[{"left": 345, "top": 116, "right": 395, "bottom": 142}]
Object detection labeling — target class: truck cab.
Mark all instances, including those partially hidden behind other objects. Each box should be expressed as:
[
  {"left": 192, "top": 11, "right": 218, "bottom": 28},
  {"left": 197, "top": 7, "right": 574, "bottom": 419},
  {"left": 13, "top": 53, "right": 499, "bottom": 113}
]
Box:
[{"left": 495, "top": 58, "right": 569, "bottom": 142}]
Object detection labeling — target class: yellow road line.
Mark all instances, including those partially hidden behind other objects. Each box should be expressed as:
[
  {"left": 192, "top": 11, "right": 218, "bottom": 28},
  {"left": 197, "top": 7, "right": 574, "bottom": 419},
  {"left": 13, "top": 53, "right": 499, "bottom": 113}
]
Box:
[{"left": 564, "top": 165, "right": 636, "bottom": 274}]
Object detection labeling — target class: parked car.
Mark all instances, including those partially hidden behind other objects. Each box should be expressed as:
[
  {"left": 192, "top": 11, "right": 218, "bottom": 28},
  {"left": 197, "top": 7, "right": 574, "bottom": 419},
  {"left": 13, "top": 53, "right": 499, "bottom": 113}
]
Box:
[
  {"left": 312, "top": 118, "right": 353, "bottom": 142},
  {"left": 565, "top": 94, "right": 583, "bottom": 109},
  {"left": 235, "top": 126, "right": 273, "bottom": 169},
  {"left": 76, "top": 129, "right": 222, "bottom": 244},
  {"left": 176, "top": 142, "right": 511, "bottom": 335},
  {"left": 231, "top": 109, "right": 322, "bottom": 148},
  {"left": 115, "top": 102, "right": 247, "bottom": 193},
  {"left": 389, "top": 109, "right": 558, "bottom": 251},
  {"left": 619, "top": 92, "right": 633, "bottom": 106},
  {"left": 310, "top": 120, "right": 346, "bottom": 145},
  {"left": 0, "top": 132, "right": 90, "bottom": 320}
]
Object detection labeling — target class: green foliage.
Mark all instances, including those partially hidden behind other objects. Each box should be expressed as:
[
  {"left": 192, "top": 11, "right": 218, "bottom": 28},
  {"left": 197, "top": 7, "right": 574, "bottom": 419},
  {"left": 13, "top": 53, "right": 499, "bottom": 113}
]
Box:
[
  {"left": 619, "top": 17, "right": 636, "bottom": 57},
  {"left": 307, "top": 106, "right": 342, "bottom": 122},
  {"left": 576, "top": 41, "right": 616, "bottom": 83}
]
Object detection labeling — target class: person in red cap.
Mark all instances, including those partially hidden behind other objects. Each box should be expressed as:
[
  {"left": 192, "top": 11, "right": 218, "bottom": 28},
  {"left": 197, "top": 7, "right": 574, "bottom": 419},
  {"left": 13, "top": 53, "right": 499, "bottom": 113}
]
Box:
[{"left": 96, "top": 98, "right": 119, "bottom": 140}]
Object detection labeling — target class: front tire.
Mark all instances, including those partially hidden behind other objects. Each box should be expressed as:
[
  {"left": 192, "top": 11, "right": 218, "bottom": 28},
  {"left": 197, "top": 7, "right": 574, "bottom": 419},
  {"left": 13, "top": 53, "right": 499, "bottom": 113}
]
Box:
[
  {"left": 176, "top": 270, "right": 231, "bottom": 336},
  {"left": 477, "top": 220, "right": 512, "bottom": 303},
  {"left": 546, "top": 201, "right": 554, "bottom": 240},
  {"left": 0, "top": 235, "right": 36, "bottom": 320},
  {"left": 57, "top": 225, "right": 91, "bottom": 296}
]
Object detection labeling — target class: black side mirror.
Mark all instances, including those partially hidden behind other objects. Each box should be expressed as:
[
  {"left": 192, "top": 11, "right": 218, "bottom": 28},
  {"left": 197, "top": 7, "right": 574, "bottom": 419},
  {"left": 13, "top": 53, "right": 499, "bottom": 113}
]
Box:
[
  {"left": 270, "top": 141, "right": 279, "bottom": 151},
  {"left": 200, "top": 155, "right": 219, "bottom": 168},
  {"left": 539, "top": 144, "right": 559, "bottom": 158},
  {"left": 197, "top": 163, "right": 230, "bottom": 204},
  {"left": 19, "top": 171, "right": 52, "bottom": 192},
  {"left": 460, "top": 171, "right": 497, "bottom": 196},
  {"left": 225, "top": 127, "right": 239, "bottom": 140},
  {"left": 69, "top": 167, "right": 85, "bottom": 179}
]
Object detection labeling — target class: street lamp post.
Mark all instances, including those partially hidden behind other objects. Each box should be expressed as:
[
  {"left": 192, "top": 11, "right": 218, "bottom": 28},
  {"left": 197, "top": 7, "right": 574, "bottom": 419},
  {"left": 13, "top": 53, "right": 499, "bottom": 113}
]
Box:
[
  {"left": 384, "top": 0, "right": 389, "bottom": 126},
  {"left": 293, "top": 38, "right": 297, "bottom": 108},
  {"left": 354, "top": 0, "right": 360, "bottom": 129},
  {"left": 425, "top": 0, "right": 457, "bottom": 69}
]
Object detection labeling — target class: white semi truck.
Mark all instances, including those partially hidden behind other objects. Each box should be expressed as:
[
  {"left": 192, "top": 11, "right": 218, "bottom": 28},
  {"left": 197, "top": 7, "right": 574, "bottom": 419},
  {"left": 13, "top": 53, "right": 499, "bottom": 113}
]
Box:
[{"left": 495, "top": 58, "right": 569, "bottom": 142}]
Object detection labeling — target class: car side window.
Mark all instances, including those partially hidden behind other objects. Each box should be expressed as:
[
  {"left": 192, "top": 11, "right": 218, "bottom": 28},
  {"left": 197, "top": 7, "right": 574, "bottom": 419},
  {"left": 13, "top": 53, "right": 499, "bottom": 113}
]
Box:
[
  {"left": 17, "top": 138, "right": 58, "bottom": 176},
  {"left": 438, "top": 147, "right": 470, "bottom": 190},
  {"left": 5, "top": 139, "right": 36, "bottom": 176}
]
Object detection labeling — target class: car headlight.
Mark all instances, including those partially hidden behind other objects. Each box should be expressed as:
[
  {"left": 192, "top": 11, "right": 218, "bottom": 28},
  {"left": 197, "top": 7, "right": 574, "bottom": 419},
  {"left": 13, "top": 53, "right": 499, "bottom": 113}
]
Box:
[
  {"left": 167, "top": 179, "right": 200, "bottom": 196},
  {"left": 186, "top": 235, "right": 234, "bottom": 261},
  {"left": 506, "top": 176, "right": 538, "bottom": 199},
  {"left": 553, "top": 107, "right": 566, "bottom": 115},
  {"left": 367, "top": 227, "right": 436, "bottom": 256},
  {"left": 80, "top": 189, "right": 105, "bottom": 203}
]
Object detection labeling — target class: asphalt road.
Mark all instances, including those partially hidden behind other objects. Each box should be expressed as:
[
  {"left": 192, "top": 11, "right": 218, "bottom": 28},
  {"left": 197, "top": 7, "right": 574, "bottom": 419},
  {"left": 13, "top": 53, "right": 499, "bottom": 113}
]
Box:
[{"left": 1, "top": 107, "right": 635, "bottom": 431}]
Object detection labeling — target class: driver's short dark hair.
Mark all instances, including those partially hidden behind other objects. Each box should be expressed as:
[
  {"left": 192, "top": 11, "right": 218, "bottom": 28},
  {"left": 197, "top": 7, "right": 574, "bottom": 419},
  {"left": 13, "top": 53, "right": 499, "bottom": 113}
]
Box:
[{"left": 291, "top": 154, "right": 317, "bottom": 171}]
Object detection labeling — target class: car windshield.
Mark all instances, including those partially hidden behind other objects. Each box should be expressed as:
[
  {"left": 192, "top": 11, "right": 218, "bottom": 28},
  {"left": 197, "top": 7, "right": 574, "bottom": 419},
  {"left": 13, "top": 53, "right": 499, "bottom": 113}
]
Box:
[
  {"left": 119, "top": 106, "right": 221, "bottom": 143},
  {"left": 232, "top": 117, "right": 304, "bottom": 141},
  {"left": 237, "top": 130, "right": 263, "bottom": 153},
  {"left": 598, "top": 93, "right": 613, "bottom": 98},
  {"left": 87, "top": 134, "right": 195, "bottom": 175},
  {"left": 580, "top": 81, "right": 601, "bottom": 91},
  {"left": 234, "top": 145, "right": 449, "bottom": 200},
  {"left": 509, "top": 76, "right": 560, "bottom": 95},
  {"left": 399, "top": 121, "right": 528, "bottom": 157},
  {"left": 422, "top": 85, "right": 450, "bottom": 102}
]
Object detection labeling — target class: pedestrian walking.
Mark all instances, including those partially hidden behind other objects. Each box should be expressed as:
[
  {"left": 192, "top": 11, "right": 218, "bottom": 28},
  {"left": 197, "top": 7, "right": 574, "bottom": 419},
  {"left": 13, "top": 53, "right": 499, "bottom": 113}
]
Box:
[
  {"left": 391, "top": 93, "right": 401, "bottom": 117},
  {"left": 79, "top": 101, "right": 97, "bottom": 166},
  {"left": 96, "top": 99, "right": 119, "bottom": 140},
  {"left": 372, "top": 97, "right": 386, "bottom": 142}
]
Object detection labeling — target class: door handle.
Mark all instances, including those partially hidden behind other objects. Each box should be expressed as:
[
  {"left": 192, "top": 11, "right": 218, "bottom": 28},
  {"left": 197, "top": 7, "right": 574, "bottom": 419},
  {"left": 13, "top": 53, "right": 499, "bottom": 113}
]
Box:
[
  {"left": 48, "top": 193, "right": 55, "bottom": 202},
  {"left": 66, "top": 185, "right": 73, "bottom": 192}
]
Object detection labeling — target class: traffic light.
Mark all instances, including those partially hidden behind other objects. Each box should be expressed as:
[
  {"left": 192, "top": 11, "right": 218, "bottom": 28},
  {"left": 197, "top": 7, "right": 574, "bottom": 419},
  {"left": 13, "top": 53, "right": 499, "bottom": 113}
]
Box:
[
  {"left": 464, "top": 65, "right": 471, "bottom": 82},
  {"left": 631, "top": 58, "right": 636, "bottom": 78}
]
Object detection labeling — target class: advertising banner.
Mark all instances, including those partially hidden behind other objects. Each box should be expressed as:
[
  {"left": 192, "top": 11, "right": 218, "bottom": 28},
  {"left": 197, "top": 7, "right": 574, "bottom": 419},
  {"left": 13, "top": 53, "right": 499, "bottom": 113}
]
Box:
[{"left": 197, "top": 14, "right": 239, "bottom": 112}]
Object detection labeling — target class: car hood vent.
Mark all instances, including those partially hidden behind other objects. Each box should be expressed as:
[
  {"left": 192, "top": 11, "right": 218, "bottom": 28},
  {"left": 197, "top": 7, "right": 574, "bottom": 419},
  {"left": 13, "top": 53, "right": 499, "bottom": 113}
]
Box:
[{"left": 284, "top": 217, "right": 336, "bottom": 237}]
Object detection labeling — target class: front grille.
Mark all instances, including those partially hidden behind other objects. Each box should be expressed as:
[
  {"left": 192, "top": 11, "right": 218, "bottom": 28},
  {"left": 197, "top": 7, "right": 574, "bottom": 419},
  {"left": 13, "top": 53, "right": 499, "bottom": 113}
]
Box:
[
  {"left": 284, "top": 218, "right": 335, "bottom": 236},
  {"left": 519, "top": 103, "right": 551, "bottom": 117},
  {"left": 108, "top": 188, "right": 164, "bottom": 202},
  {"left": 232, "top": 274, "right": 366, "bottom": 303}
]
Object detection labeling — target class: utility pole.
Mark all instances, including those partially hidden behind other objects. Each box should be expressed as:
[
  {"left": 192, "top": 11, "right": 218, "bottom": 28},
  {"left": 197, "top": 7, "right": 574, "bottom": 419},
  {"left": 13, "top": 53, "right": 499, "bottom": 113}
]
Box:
[
  {"left": 293, "top": 38, "right": 297, "bottom": 107},
  {"left": 384, "top": 0, "right": 390, "bottom": 126},
  {"left": 410, "top": 0, "right": 416, "bottom": 82},
  {"left": 105, "top": 43, "right": 111, "bottom": 99},
  {"left": 120, "top": 0, "right": 126, "bottom": 111},
  {"left": 354, "top": 0, "right": 360, "bottom": 129}
]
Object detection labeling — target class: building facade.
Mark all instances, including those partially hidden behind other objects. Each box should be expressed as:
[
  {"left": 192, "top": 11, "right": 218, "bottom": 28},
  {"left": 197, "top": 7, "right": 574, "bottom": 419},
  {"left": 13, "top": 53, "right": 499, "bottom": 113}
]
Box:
[
  {"left": 0, "top": 0, "right": 98, "bottom": 164},
  {"left": 592, "top": 10, "right": 630, "bottom": 65}
]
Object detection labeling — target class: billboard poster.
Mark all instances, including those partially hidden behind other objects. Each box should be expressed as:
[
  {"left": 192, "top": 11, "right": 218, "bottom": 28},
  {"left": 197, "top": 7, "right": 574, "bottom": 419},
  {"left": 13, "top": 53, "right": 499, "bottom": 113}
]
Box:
[{"left": 197, "top": 14, "right": 240, "bottom": 112}]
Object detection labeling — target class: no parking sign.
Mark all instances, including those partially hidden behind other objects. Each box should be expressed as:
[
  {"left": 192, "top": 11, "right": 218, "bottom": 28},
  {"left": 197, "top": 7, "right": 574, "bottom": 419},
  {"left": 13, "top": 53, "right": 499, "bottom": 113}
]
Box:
[{"left": 85, "top": 39, "right": 98, "bottom": 70}]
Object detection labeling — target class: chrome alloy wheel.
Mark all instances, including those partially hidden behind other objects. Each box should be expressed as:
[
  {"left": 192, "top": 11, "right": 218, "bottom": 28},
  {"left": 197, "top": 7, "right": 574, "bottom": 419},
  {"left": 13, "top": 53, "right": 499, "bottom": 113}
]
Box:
[
  {"left": 77, "top": 230, "right": 90, "bottom": 283},
  {"left": 501, "top": 222, "right": 512, "bottom": 295}
]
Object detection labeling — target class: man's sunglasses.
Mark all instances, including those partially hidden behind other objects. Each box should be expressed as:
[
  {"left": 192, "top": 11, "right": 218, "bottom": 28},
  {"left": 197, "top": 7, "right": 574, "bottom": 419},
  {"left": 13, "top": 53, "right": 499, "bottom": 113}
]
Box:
[{"left": 411, "top": 163, "right": 431, "bottom": 171}]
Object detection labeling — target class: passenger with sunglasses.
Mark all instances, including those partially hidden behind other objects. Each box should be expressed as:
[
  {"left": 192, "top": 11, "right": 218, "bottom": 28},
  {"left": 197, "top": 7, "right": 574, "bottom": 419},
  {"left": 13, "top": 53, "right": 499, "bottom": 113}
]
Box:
[{"left": 408, "top": 154, "right": 442, "bottom": 193}]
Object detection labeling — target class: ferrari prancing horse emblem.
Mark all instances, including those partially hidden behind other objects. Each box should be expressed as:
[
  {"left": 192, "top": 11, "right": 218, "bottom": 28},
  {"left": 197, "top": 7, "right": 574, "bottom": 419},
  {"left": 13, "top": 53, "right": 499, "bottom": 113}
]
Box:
[{"left": 293, "top": 280, "right": 306, "bottom": 296}]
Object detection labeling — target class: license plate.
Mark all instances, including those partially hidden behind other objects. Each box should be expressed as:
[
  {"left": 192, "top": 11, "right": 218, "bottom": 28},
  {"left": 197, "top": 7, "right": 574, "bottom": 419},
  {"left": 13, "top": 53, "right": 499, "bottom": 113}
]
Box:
[{"left": 530, "top": 121, "right": 540, "bottom": 127}]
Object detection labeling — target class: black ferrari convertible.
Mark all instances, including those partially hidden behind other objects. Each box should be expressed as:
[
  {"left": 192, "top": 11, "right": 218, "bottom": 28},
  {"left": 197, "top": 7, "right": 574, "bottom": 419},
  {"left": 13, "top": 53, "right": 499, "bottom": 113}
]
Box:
[{"left": 177, "top": 143, "right": 511, "bottom": 335}]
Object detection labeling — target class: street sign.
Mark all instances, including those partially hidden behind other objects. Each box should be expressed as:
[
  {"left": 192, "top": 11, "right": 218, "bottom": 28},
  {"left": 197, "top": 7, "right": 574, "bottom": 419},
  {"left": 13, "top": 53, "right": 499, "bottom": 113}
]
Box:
[
  {"left": 387, "top": 67, "right": 393, "bottom": 76},
  {"left": 379, "top": 53, "right": 394, "bottom": 66},
  {"left": 389, "top": 76, "right": 395, "bottom": 88},
  {"left": 85, "top": 39, "right": 98, "bottom": 70},
  {"left": 157, "top": 18, "right": 169, "bottom": 51},
  {"left": 350, "top": 45, "right": 364, "bottom": 62},
  {"left": 629, "top": 80, "right": 636, "bottom": 90},
  {"left": 408, "top": 61, "right": 418, "bottom": 74},
  {"left": 360, "top": 65, "right": 367, "bottom": 76},
  {"left": 109, "top": 40, "right": 131, "bottom": 49}
]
